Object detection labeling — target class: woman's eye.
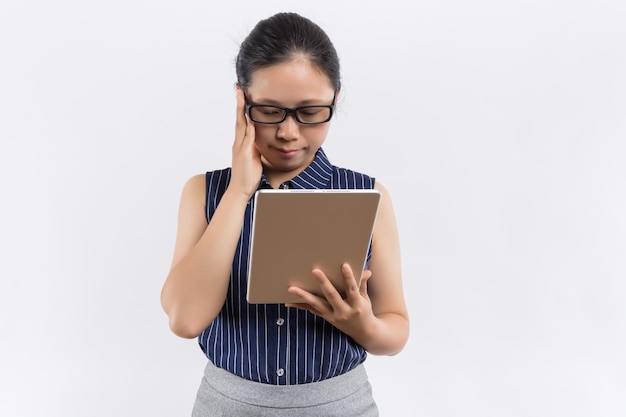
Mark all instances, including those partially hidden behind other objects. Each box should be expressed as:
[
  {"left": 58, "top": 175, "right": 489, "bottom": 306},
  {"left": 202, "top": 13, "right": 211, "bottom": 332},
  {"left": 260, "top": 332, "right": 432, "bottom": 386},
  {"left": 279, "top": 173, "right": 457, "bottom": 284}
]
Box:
[{"left": 300, "top": 109, "right": 320, "bottom": 116}]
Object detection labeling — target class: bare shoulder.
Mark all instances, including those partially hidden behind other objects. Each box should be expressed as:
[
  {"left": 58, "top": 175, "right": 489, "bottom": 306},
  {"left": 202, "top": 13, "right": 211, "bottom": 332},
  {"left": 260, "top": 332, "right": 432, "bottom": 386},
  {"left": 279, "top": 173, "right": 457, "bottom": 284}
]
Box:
[
  {"left": 177, "top": 173, "right": 208, "bottom": 226},
  {"left": 176, "top": 173, "right": 207, "bottom": 212},
  {"left": 182, "top": 173, "right": 206, "bottom": 198},
  {"left": 374, "top": 180, "right": 391, "bottom": 198},
  {"left": 371, "top": 179, "right": 400, "bottom": 255},
  {"left": 373, "top": 180, "right": 397, "bottom": 217}
]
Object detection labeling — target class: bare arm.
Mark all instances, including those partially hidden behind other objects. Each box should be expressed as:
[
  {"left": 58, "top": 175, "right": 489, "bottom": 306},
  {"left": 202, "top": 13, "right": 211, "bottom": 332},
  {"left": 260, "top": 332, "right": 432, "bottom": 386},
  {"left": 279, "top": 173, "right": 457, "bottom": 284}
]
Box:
[
  {"left": 287, "top": 181, "right": 409, "bottom": 355},
  {"left": 359, "top": 180, "right": 410, "bottom": 354},
  {"left": 160, "top": 178, "right": 250, "bottom": 338},
  {"left": 160, "top": 87, "right": 262, "bottom": 338}
]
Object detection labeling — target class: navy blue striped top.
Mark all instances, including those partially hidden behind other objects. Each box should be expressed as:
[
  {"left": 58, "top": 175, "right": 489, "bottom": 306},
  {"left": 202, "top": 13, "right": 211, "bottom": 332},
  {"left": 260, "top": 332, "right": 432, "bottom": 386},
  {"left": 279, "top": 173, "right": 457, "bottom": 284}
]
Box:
[{"left": 199, "top": 148, "right": 376, "bottom": 385}]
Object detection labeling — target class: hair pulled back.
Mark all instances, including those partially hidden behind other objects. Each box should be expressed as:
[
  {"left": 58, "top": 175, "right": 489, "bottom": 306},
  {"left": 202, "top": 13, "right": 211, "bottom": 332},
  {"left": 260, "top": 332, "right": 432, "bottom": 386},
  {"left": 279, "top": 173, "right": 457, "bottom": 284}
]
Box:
[{"left": 236, "top": 12, "right": 340, "bottom": 93}]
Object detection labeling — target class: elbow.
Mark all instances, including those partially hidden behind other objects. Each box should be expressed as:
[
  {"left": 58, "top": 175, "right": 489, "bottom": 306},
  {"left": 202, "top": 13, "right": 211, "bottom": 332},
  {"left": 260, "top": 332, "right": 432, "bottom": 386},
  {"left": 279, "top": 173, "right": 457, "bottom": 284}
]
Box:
[
  {"left": 169, "top": 318, "right": 203, "bottom": 339},
  {"left": 388, "top": 318, "right": 410, "bottom": 356},
  {"left": 161, "top": 286, "right": 219, "bottom": 339},
  {"left": 166, "top": 310, "right": 205, "bottom": 339},
  {"left": 389, "top": 322, "right": 410, "bottom": 356},
  {"left": 368, "top": 338, "right": 408, "bottom": 356},
  {"left": 386, "top": 337, "right": 409, "bottom": 356},
  {"left": 161, "top": 294, "right": 205, "bottom": 339}
]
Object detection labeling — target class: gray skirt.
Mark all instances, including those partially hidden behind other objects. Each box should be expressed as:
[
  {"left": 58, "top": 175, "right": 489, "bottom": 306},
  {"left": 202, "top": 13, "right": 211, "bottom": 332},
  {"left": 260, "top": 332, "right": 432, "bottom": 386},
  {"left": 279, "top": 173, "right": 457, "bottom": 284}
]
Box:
[{"left": 192, "top": 360, "right": 379, "bottom": 417}]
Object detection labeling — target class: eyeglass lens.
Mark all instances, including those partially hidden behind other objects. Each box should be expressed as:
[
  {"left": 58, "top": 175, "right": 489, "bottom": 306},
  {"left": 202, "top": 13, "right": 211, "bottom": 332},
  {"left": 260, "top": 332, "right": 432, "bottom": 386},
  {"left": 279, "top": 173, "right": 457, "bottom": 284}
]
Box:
[{"left": 248, "top": 106, "right": 331, "bottom": 124}]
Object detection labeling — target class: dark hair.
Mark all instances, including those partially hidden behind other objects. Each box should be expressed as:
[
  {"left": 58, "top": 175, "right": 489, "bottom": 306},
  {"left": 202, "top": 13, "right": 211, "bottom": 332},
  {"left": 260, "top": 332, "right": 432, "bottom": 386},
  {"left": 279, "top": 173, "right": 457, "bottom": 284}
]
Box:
[{"left": 236, "top": 12, "right": 340, "bottom": 93}]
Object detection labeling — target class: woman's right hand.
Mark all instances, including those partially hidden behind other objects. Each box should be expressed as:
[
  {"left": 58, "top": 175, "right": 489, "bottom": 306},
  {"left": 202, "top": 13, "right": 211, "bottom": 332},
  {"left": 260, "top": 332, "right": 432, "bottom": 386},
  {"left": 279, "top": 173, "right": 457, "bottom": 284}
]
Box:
[{"left": 230, "top": 86, "right": 263, "bottom": 199}]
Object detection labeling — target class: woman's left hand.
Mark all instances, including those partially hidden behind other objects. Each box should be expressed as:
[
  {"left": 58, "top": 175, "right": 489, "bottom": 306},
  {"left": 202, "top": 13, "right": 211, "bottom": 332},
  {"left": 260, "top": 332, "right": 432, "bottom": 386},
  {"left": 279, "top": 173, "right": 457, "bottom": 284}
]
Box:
[{"left": 286, "top": 263, "right": 376, "bottom": 339}]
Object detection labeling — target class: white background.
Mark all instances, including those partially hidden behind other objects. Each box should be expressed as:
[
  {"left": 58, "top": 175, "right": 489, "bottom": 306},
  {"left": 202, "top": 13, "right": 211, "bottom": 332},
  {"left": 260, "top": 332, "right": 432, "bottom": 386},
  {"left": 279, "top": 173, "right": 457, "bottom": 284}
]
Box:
[{"left": 1, "top": 1, "right": 625, "bottom": 416}]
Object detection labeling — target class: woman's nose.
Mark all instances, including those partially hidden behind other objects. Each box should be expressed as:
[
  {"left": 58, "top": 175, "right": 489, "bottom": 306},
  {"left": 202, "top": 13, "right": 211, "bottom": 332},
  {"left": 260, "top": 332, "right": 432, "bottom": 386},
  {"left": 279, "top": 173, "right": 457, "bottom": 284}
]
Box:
[{"left": 276, "top": 113, "right": 300, "bottom": 140}]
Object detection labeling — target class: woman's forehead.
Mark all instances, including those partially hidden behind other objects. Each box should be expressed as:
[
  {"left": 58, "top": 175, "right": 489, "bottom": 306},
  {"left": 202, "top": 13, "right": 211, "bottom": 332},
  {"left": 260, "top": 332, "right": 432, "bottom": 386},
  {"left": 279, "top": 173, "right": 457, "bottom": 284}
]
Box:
[{"left": 247, "top": 61, "right": 335, "bottom": 104}]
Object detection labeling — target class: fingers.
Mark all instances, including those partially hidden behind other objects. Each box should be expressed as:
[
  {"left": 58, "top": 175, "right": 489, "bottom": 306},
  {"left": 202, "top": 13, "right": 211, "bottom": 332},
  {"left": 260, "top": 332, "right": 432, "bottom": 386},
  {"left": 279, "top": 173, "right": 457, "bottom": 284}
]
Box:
[
  {"left": 234, "top": 86, "right": 249, "bottom": 148},
  {"left": 235, "top": 88, "right": 258, "bottom": 155},
  {"left": 286, "top": 288, "right": 332, "bottom": 316},
  {"left": 311, "top": 264, "right": 365, "bottom": 308},
  {"left": 359, "top": 269, "right": 372, "bottom": 296},
  {"left": 287, "top": 266, "right": 375, "bottom": 337},
  {"left": 287, "top": 265, "right": 369, "bottom": 314},
  {"left": 341, "top": 263, "right": 370, "bottom": 305},
  {"left": 287, "top": 268, "right": 344, "bottom": 314},
  {"left": 230, "top": 85, "right": 261, "bottom": 196},
  {"left": 310, "top": 268, "right": 344, "bottom": 305}
]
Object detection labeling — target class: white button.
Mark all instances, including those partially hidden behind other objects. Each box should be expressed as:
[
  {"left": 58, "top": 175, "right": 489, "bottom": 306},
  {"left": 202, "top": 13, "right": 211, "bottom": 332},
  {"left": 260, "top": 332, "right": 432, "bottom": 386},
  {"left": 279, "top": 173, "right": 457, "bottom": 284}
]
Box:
[
  {"left": 276, "top": 318, "right": 285, "bottom": 326},
  {"left": 276, "top": 368, "right": 285, "bottom": 377},
  {"left": 281, "top": 183, "right": 289, "bottom": 189}
]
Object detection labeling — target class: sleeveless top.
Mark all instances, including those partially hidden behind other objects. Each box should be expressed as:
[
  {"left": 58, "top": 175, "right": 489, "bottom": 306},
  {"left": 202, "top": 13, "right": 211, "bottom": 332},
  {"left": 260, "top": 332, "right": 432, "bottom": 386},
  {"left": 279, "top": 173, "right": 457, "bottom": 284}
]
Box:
[{"left": 199, "top": 148, "right": 376, "bottom": 385}]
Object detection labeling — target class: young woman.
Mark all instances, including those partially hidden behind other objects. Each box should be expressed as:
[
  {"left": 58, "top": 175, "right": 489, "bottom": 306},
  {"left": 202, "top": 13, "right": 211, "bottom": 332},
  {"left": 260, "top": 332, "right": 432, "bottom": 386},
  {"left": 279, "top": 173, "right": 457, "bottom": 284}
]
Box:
[{"left": 160, "top": 12, "right": 409, "bottom": 416}]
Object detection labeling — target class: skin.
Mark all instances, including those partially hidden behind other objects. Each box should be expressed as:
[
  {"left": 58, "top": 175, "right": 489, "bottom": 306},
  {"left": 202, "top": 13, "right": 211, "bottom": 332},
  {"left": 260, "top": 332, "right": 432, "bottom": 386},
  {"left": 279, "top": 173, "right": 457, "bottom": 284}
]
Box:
[{"left": 160, "top": 59, "right": 409, "bottom": 355}]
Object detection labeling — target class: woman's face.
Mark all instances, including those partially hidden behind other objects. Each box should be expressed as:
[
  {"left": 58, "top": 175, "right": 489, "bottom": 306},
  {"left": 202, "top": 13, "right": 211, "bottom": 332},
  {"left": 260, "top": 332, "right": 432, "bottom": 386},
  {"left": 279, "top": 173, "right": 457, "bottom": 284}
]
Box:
[{"left": 245, "top": 59, "right": 336, "bottom": 180}]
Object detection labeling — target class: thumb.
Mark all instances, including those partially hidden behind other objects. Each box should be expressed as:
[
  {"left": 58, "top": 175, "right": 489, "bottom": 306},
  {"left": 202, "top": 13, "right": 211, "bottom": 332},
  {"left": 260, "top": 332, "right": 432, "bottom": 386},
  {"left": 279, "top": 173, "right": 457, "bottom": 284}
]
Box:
[{"left": 359, "top": 270, "right": 372, "bottom": 295}]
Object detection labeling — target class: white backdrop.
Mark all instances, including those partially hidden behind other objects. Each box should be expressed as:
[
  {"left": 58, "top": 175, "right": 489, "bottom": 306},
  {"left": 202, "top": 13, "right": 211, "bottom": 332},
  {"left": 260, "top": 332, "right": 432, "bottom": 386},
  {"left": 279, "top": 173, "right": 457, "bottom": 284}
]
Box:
[{"left": 1, "top": 1, "right": 625, "bottom": 416}]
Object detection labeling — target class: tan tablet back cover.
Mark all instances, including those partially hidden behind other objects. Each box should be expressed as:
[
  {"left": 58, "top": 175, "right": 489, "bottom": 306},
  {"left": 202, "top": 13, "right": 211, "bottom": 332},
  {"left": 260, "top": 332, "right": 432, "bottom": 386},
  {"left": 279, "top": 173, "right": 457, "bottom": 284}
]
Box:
[{"left": 246, "top": 189, "right": 381, "bottom": 304}]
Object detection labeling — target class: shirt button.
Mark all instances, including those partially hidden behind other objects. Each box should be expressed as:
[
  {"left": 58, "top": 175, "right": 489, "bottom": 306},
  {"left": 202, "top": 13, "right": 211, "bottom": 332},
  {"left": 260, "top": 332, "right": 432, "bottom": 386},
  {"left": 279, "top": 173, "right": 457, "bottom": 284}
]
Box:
[
  {"left": 281, "top": 183, "right": 289, "bottom": 189},
  {"left": 276, "top": 318, "right": 285, "bottom": 326},
  {"left": 276, "top": 368, "right": 285, "bottom": 377}
]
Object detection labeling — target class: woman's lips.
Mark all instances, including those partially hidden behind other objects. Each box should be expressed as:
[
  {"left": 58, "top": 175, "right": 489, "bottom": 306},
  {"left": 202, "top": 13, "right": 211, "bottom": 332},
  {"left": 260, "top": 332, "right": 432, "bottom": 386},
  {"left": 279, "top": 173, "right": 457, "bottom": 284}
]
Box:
[{"left": 275, "top": 148, "right": 299, "bottom": 158}]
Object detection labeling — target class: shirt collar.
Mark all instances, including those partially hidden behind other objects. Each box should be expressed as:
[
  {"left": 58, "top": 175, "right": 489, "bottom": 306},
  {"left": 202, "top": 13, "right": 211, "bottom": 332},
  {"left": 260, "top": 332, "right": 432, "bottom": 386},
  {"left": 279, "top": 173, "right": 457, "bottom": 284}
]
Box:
[{"left": 257, "top": 148, "right": 333, "bottom": 190}]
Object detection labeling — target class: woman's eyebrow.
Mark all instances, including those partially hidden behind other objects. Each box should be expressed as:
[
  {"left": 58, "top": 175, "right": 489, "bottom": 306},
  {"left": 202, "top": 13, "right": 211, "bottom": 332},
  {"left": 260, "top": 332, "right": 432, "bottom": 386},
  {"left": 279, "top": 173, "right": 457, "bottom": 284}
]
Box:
[{"left": 250, "top": 97, "right": 334, "bottom": 106}]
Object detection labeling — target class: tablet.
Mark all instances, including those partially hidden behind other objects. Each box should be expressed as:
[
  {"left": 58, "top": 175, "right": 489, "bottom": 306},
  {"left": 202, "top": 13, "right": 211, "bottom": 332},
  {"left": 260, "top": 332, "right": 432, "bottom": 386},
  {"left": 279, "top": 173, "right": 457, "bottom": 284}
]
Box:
[{"left": 246, "top": 188, "right": 381, "bottom": 304}]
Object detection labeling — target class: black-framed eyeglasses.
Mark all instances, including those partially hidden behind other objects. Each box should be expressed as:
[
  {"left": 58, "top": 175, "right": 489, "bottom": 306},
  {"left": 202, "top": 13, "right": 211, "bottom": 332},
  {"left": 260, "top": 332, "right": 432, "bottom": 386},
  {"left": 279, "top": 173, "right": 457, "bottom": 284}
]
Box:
[{"left": 244, "top": 93, "right": 335, "bottom": 125}]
